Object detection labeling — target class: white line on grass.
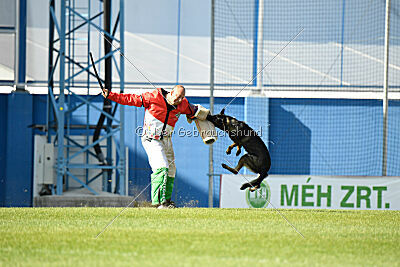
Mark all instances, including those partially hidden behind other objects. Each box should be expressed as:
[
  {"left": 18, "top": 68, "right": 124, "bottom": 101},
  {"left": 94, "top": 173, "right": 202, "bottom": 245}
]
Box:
[
  {"left": 125, "top": 32, "right": 248, "bottom": 84},
  {"left": 333, "top": 43, "right": 400, "bottom": 72},
  {"left": 221, "top": 27, "right": 305, "bottom": 112},
  {"left": 233, "top": 37, "right": 350, "bottom": 86}
]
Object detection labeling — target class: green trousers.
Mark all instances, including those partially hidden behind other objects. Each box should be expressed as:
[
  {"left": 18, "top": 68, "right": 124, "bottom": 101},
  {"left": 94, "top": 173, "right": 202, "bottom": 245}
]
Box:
[{"left": 151, "top": 167, "right": 175, "bottom": 205}]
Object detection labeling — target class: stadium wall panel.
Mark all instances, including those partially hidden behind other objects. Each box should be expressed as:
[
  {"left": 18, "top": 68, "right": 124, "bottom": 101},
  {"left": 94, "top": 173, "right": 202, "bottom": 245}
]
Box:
[
  {"left": 0, "top": 94, "right": 7, "bottom": 206},
  {"left": 0, "top": 92, "right": 33, "bottom": 207}
]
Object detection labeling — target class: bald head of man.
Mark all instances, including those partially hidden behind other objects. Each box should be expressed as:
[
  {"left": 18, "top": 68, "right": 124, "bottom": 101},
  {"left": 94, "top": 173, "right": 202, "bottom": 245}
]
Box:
[{"left": 167, "top": 85, "right": 186, "bottom": 105}]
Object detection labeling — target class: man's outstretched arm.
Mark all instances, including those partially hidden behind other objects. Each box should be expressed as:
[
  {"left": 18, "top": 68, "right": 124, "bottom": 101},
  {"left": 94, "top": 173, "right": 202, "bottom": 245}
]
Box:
[{"left": 102, "top": 89, "right": 149, "bottom": 107}]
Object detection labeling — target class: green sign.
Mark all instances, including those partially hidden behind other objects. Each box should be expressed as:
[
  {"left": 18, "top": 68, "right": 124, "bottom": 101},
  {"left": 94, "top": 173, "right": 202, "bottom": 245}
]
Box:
[
  {"left": 246, "top": 182, "right": 271, "bottom": 208},
  {"left": 280, "top": 184, "right": 389, "bottom": 209}
]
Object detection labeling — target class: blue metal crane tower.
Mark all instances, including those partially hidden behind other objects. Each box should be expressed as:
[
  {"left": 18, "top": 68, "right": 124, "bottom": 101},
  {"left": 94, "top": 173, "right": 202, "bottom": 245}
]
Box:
[{"left": 47, "top": 0, "right": 126, "bottom": 196}]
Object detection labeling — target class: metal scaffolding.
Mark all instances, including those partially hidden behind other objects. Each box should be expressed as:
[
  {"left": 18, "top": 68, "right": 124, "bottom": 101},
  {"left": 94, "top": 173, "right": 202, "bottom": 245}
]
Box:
[{"left": 47, "top": 0, "right": 126, "bottom": 195}]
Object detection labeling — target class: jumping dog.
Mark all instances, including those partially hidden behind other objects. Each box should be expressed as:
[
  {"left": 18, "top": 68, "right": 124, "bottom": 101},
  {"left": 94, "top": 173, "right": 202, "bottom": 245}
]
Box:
[{"left": 207, "top": 109, "right": 271, "bottom": 191}]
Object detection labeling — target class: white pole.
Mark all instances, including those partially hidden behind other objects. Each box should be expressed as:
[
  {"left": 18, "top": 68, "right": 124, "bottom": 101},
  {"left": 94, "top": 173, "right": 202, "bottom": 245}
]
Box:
[
  {"left": 382, "top": 0, "right": 391, "bottom": 176},
  {"left": 256, "top": 0, "right": 264, "bottom": 93},
  {"left": 14, "top": 0, "right": 18, "bottom": 87},
  {"left": 209, "top": 0, "right": 215, "bottom": 208}
]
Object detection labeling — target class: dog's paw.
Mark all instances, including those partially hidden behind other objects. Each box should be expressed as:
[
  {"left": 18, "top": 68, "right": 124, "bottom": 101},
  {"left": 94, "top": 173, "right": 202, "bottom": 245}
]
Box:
[
  {"left": 235, "top": 150, "right": 241, "bottom": 157},
  {"left": 240, "top": 183, "right": 250, "bottom": 190},
  {"left": 240, "top": 183, "right": 260, "bottom": 191},
  {"left": 226, "top": 149, "right": 231, "bottom": 155},
  {"left": 249, "top": 184, "right": 260, "bottom": 192}
]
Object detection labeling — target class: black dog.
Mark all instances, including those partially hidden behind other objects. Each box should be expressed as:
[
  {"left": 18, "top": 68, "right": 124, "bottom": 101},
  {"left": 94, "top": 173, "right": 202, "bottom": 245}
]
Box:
[{"left": 207, "top": 109, "right": 271, "bottom": 191}]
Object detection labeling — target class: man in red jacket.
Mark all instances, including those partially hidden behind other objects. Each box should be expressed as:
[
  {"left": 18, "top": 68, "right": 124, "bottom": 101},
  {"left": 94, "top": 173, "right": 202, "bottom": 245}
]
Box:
[{"left": 102, "top": 85, "right": 197, "bottom": 209}]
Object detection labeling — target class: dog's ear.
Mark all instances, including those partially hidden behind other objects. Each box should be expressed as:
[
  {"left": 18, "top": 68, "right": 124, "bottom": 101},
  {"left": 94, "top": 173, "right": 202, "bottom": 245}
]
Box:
[{"left": 220, "top": 108, "right": 225, "bottom": 115}]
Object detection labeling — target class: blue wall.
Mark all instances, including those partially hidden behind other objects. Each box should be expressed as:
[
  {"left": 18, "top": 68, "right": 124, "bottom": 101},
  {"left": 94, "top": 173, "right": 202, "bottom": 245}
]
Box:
[
  {"left": 0, "top": 92, "right": 33, "bottom": 207},
  {"left": 0, "top": 95, "right": 7, "bottom": 205},
  {"left": 269, "top": 99, "right": 383, "bottom": 176},
  {"left": 1, "top": 93, "right": 400, "bottom": 207}
]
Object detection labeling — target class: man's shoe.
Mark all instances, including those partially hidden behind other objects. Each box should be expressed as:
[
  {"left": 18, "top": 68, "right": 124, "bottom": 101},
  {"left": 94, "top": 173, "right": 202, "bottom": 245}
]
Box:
[
  {"left": 157, "top": 200, "right": 176, "bottom": 209},
  {"left": 166, "top": 200, "right": 176, "bottom": 208},
  {"left": 157, "top": 204, "right": 169, "bottom": 209}
]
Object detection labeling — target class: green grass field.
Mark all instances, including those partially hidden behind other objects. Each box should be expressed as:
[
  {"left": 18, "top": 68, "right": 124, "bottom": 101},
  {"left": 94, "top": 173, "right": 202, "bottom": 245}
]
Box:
[{"left": 0, "top": 208, "right": 399, "bottom": 266}]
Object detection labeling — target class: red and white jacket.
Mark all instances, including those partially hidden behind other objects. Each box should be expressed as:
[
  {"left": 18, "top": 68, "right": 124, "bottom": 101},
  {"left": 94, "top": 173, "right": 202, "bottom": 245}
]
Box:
[{"left": 108, "top": 88, "right": 196, "bottom": 139}]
